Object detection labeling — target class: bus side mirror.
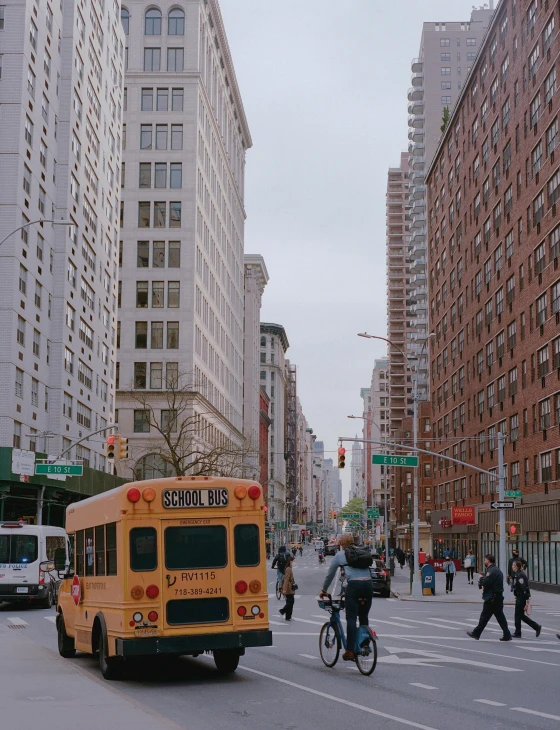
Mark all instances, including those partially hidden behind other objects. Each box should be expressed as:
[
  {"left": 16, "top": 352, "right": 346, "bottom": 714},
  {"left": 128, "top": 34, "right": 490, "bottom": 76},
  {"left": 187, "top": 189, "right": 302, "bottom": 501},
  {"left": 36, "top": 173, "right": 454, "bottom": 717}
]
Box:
[{"left": 53, "top": 547, "right": 67, "bottom": 572}]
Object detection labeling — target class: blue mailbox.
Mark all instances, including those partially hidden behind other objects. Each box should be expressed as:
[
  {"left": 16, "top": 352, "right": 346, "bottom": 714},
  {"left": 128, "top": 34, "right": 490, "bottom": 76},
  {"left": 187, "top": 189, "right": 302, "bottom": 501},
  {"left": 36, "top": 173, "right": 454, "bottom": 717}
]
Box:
[{"left": 421, "top": 563, "right": 436, "bottom": 595}]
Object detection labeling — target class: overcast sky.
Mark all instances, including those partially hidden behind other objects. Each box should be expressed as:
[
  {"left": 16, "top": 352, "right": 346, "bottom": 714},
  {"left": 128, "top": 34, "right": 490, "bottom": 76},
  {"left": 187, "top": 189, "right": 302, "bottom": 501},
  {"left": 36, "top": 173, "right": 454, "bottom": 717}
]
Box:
[{"left": 220, "top": 0, "right": 485, "bottom": 499}]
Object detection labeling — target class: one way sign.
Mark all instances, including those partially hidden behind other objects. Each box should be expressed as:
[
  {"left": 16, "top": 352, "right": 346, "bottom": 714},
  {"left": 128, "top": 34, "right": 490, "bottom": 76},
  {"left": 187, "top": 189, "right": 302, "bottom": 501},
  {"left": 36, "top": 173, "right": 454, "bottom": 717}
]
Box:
[{"left": 490, "top": 500, "right": 514, "bottom": 510}]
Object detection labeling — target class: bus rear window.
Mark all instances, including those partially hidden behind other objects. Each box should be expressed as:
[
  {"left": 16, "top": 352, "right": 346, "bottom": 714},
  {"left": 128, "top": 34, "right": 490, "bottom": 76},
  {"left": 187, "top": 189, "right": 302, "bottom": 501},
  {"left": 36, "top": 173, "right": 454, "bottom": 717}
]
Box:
[
  {"left": 165, "top": 526, "right": 227, "bottom": 570},
  {"left": 130, "top": 527, "right": 157, "bottom": 571},
  {"left": 234, "top": 524, "right": 260, "bottom": 567}
]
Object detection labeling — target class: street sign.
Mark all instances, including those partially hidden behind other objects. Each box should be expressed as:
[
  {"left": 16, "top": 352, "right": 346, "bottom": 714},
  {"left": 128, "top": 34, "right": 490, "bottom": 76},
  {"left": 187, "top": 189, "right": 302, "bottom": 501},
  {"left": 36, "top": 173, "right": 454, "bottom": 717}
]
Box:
[
  {"left": 490, "top": 500, "right": 514, "bottom": 510},
  {"left": 367, "top": 508, "right": 380, "bottom": 519},
  {"left": 35, "top": 463, "right": 83, "bottom": 477},
  {"left": 372, "top": 454, "right": 419, "bottom": 467},
  {"left": 505, "top": 490, "right": 522, "bottom": 498},
  {"left": 341, "top": 512, "right": 361, "bottom": 520}
]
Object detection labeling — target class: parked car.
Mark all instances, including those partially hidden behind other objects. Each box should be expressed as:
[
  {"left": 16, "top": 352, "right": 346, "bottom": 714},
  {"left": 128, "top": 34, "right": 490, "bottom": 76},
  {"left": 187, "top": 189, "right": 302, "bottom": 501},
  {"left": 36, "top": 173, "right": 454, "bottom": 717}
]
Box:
[
  {"left": 324, "top": 542, "right": 338, "bottom": 556},
  {"left": 370, "top": 558, "right": 391, "bottom": 597}
]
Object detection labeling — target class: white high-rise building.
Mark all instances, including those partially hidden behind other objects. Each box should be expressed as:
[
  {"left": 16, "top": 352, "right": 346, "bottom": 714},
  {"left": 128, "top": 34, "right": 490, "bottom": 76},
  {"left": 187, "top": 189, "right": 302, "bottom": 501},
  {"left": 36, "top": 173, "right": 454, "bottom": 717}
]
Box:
[
  {"left": 0, "top": 0, "right": 124, "bottom": 468},
  {"left": 350, "top": 441, "right": 364, "bottom": 501},
  {"left": 116, "top": 0, "right": 251, "bottom": 475}
]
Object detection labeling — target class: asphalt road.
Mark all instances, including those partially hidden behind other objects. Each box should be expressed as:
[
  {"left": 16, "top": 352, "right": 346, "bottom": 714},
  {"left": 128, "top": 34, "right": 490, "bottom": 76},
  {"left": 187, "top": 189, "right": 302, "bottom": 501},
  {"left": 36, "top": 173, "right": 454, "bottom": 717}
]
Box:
[{"left": 2, "top": 547, "right": 560, "bottom": 730}]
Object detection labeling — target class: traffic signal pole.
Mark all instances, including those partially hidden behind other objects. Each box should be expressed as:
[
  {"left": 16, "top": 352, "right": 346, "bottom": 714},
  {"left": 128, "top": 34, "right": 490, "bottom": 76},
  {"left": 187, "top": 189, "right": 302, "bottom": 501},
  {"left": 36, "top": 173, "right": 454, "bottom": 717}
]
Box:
[{"left": 498, "top": 431, "right": 506, "bottom": 575}]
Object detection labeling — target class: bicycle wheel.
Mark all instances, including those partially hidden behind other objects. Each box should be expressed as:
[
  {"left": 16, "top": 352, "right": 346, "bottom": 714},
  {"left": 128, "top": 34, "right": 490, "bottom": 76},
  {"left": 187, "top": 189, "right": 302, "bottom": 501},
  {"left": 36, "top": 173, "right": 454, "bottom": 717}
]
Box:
[
  {"left": 319, "top": 622, "right": 341, "bottom": 668},
  {"left": 275, "top": 580, "right": 282, "bottom": 600},
  {"left": 355, "top": 631, "right": 377, "bottom": 676}
]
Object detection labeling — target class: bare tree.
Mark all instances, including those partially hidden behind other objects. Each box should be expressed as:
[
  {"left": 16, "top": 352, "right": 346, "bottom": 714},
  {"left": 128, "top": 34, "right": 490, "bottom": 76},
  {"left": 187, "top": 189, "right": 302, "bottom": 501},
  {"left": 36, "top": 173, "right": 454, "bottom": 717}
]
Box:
[{"left": 127, "top": 371, "right": 258, "bottom": 479}]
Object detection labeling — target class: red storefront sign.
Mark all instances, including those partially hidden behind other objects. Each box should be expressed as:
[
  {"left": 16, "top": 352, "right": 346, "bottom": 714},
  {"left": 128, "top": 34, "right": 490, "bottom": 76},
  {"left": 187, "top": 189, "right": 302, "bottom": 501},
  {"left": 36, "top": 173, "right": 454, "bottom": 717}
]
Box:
[{"left": 451, "top": 506, "right": 476, "bottom": 525}]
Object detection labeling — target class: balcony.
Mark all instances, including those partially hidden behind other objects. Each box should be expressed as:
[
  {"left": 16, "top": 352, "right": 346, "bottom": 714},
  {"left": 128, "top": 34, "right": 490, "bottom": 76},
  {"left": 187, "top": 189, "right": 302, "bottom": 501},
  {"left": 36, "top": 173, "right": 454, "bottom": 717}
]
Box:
[
  {"left": 408, "top": 114, "right": 425, "bottom": 131},
  {"left": 412, "top": 184, "right": 426, "bottom": 200},
  {"left": 407, "top": 86, "right": 424, "bottom": 102},
  {"left": 411, "top": 215, "right": 426, "bottom": 229},
  {"left": 408, "top": 99, "right": 424, "bottom": 116},
  {"left": 408, "top": 127, "right": 424, "bottom": 144},
  {"left": 411, "top": 58, "right": 423, "bottom": 73},
  {"left": 411, "top": 71, "right": 424, "bottom": 88}
]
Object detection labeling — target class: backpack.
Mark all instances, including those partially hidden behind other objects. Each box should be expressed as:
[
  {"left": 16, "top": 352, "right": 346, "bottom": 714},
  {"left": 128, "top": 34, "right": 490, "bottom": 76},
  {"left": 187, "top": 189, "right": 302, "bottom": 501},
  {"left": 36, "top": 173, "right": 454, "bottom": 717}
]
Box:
[
  {"left": 344, "top": 545, "right": 373, "bottom": 569},
  {"left": 277, "top": 554, "right": 287, "bottom": 573}
]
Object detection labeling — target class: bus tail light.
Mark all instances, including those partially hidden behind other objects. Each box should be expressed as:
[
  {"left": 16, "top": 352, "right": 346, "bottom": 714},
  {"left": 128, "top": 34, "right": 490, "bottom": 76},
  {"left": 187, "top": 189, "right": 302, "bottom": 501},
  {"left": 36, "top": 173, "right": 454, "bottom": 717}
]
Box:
[
  {"left": 247, "top": 485, "right": 261, "bottom": 500},
  {"left": 142, "top": 487, "right": 156, "bottom": 503},
  {"left": 249, "top": 580, "right": 261, "bottom": 594},
  {"left": 237, "top": 606, "right": 247, "bottom": 616},
  {"left": 131, "top": 585, "right": 144, "bottom": 600},
  {"left": 146, "top": 584, "right": 159, "bottom": 599},
  {"left": 235, "top": 580, "right": 248, "bottom": 594},
  {"left": 148, "top": 611, "right": 158, "bottom": 622},
  {"left": 127, "top": 487, "right": 141, "bottom": 503},
  {"left": 259, "top": 612, "right": 265, "bottom": 619},
  {"left": 234, "top": 486, "right": 247, "bottom": 500},
  {"left": 251, "top": 605, "right": 260, "bottom": 616},
  {"left": 133, "top": 612, "right": 143, "bottom": 623}
]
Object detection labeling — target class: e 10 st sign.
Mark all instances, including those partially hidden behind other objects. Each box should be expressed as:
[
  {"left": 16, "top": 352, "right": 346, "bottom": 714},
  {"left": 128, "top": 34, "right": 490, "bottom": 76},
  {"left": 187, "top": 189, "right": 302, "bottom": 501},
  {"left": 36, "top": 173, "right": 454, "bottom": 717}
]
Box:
[{"left": 372, "top": 454, "right": 419, "bottom": 467}]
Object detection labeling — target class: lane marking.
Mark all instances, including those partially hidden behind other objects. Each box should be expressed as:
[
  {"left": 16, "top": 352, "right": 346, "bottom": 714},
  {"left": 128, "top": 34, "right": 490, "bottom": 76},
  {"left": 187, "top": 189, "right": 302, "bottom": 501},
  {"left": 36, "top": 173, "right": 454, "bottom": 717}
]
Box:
[
  {"left": 390, "top": 617, "right": 461, "bottom": 630},
  {"left": 383, "top": 646, "right": 522, "bottom": 672},
  {"left": 44, "top": 616, "right": 57, "bottom": 623},
  {"left": 389, "top": 636, "right": 560, "bottom": 667},
  {"left": 516, "top": 646, "right": 560, "bottom": 654},
  {"left": 473, "top": 699, "right": 506, "bottom": 707},
  {"left": 511, "top": 707, "right": 560, "bottom": 721},
  {"left": 372, "top": 619, "right": 418, "bottom": 629},
  {"left": 299, "top": 653, "right": 318, "bottom": 659},
  {"left": 410, "top": 683, "right": 438, "bottom": 690},
  {"left": 6, "top": 617, "right": 28, "bottom": 626},
  {"left": 286, "top": 617, "right": 324, "bottom": 626},
  {"left": 239, "top": 666, "right": 440, "bottom": 730}
]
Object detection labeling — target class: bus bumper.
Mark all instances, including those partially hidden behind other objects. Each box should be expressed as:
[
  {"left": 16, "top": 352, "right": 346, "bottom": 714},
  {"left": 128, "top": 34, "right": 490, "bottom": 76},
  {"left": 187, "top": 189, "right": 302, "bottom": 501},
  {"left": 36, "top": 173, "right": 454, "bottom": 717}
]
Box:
[{"left": 115, "top": 629, "right": 273, "bottom": 657}]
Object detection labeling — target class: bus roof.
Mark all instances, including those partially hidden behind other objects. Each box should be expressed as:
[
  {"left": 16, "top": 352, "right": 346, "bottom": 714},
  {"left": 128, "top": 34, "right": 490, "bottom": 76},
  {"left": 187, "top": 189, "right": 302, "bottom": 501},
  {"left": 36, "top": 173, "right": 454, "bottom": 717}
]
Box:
[{"left": 65, "top": 475, "right": 264, "bottom": 532}]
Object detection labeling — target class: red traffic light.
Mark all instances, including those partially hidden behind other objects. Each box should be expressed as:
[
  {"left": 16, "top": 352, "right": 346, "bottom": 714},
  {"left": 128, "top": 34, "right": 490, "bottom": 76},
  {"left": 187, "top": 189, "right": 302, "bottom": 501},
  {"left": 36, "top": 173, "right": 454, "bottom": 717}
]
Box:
[
  {"left": 107, "top": 436, "right": 116, "bottom": 445},
  {"left": 509, "top": 525, "right": 517, "bottom": 535},
  {"left": 338, "top": 447, "right": 346, "bottom": 456}
]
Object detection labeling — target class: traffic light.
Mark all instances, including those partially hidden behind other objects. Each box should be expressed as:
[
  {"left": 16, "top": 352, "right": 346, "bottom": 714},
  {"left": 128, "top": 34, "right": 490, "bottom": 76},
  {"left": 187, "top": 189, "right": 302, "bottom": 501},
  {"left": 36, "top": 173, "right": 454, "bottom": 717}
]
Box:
[
  {"left": 338, "top": 447, "right": 346, "bottom": 469},
  {"left": 333, "top": 511, "right": 337, "bottom": 519},
  {"left": 106, "top": 435, "right": 116, "bottom": 459},
  {"left": 118, "top": 436, "right": 129, "bottom": 460},
  {"left": 328, "top": 511, "right": 333, "bottom": 519},
  {"left": 495, "top": 521, "right": 522, "bottom": 538}
]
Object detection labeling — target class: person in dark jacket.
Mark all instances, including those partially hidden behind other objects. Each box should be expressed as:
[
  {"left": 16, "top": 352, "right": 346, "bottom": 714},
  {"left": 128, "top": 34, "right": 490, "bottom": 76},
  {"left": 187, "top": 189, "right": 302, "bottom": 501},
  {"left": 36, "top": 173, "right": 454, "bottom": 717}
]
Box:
[
  {"left": 279, "top": 554, "right": 296, "bottom": 621},
  {"left": 511, "top": 560, "right": 541, "bottom": 638},
  {"left": 467, "top": 554, "right": 512, "bottom": 641},
  {"left": 507, "top": 549, "right": 527, "bottom": 584},
  {"left": 271, "top": 546, "right": 287, "bottom": 585}
]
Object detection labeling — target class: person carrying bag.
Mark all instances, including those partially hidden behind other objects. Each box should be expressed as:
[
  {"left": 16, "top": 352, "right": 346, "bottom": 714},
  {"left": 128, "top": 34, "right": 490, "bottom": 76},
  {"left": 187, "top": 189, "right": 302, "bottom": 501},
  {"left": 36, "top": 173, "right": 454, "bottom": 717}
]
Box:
[
  {"left": 279, "top": 554, "right": 296, "bottom": 621},
  {"left": 443, "top": 557, "right": 456, "bottom": 593}
]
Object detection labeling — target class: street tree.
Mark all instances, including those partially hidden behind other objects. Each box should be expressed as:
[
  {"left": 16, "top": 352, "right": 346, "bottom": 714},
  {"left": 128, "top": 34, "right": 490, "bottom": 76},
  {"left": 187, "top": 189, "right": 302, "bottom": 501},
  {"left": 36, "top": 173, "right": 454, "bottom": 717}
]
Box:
[
  {"left": 125, "top": 371, "right": 258, "bottom": 479},
  {"left": 341, "top": 497, "right": 365, "bottom": 515},
  {"left": 440, "top": 106, "right": 450, "bottom": 134}
]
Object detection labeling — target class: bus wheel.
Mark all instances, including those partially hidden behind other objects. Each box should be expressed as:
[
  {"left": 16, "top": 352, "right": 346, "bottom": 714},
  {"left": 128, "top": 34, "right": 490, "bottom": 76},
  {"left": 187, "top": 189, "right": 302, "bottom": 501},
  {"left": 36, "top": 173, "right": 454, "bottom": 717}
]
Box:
[
  {"left": 57, "top": 614, "right": 76, "bottom": 658},
  {"left": 98, "top": 628, "right": 122, "bottom": 680},
  {"left": 213, "top": 649, "right": 239, "bottom": 674}
]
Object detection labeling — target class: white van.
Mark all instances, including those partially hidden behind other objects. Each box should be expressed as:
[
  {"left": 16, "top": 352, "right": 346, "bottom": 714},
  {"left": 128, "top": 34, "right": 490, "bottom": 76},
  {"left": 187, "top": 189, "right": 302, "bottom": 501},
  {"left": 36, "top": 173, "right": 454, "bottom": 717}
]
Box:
[{"left": 0, "top": 522, "right": 68, "bottom": 608}]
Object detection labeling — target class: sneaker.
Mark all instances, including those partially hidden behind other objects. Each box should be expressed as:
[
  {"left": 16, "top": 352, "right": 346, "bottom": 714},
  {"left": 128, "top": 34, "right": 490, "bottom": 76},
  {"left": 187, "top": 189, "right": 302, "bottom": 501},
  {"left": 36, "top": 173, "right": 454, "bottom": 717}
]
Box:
[
  {"left": 285, "top": 617, "right": 291, "bottom": 621},
  {"left": 279, "top": 609, "right": 285, "bottom": 615},
  {"left": 500, "top": 636, "right": 512, "bottom": 642},
  {"left": 557, "top": 634, "right": 560, "bottom": 640},
  {"left": 536, "top": 625, "right": 541, "bottom": 638},
  {"left": 342, "top": 650, "right": 355, "bottom": 661},
  {"left": 466, "top": 631, "right": 479, "bottom": 640},
  {"left": 513, "top": 633, "right": 522, "bottom": 638}
]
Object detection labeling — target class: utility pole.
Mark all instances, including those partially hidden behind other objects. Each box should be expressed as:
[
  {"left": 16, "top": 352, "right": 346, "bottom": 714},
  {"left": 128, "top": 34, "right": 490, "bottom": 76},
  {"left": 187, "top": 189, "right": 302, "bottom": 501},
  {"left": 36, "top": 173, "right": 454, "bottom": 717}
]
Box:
[
  {"left": 497, "top": 431, "right": 506, "bottom": 574},
  {"left": 408, "top": 497, "right": 413, "bottom": 594},
  {"left": 411, "top": 387, "right": 422, "bottom": 596}
]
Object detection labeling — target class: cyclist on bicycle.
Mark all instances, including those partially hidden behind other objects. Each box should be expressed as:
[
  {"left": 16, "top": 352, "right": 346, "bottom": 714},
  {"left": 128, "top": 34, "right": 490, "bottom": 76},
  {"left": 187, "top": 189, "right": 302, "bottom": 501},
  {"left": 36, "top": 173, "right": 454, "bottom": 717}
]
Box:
[
  {"left": 271, "top": 545, "right": 288, "bottom": 585},
  {"left": 320, "top": 533, "right": 373, "bottom": 661}
]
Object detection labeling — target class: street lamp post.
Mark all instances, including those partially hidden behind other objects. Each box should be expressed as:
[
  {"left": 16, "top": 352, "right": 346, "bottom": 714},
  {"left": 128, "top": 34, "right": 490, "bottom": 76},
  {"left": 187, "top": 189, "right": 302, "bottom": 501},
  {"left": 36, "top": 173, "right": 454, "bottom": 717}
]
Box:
[
  {"left": 358, "top": 331, "right": 435, "bottom": 597},
  {"left": 348, "top": 414, "right": 390, "bottom": 556},
  {"left": 0, "top": 218, "right": 74, "bottom": 249}
]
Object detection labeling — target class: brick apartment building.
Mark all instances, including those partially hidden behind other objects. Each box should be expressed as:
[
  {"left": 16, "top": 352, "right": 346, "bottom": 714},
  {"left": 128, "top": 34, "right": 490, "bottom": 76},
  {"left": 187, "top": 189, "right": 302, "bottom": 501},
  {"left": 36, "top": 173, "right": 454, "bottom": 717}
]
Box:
[{"left": 427, "top": 0, "right": 560, "bottom": 590}]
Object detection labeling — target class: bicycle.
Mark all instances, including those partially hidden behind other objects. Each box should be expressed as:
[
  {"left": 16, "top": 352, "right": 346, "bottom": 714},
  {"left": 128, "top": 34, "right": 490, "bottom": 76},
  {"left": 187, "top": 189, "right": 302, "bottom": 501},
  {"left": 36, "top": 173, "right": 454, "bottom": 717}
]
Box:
[
  {"left": 317, "top": 594, "right": 378, "bottom": 676},
  {"left": 275, "top": 577, "right": 283, "bottom": 600}
]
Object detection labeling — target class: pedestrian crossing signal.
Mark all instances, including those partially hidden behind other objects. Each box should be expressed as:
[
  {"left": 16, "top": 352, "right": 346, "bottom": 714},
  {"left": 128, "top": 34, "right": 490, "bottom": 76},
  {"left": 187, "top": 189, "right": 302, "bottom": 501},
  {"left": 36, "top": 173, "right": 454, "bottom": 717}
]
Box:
[
  {"left": 118, "top": 436, "right": 129, "bottom": 460},
  {"left": 338, "top": 447, "right": 346, "bottom": 469},
  {"left": 495, "top": 521, "right": 522, "bottom": 537}
]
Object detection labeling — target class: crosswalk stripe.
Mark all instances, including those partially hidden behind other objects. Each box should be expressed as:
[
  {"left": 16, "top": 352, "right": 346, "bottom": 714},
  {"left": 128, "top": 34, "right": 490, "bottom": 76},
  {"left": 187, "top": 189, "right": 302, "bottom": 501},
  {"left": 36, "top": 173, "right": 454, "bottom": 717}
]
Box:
[
  {"left": 6, "top": 617, "right": 27, "bottom": 626},
  {"left": 373, "top": 619, "right": 417, "bottom": 629},
  {"left": 390, "top": 617, "right": 461, "bottom": 630},
  {"left": 473, "top": 699, "right": 506, "bottom": 707}
]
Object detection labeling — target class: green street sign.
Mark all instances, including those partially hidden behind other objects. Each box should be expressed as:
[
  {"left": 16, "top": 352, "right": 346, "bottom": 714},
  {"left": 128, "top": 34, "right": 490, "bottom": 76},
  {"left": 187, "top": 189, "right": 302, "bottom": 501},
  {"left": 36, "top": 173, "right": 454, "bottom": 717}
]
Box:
[
  {"left": 367, "top": 508, "right": 380, "bottom": 519},
  {"left": 372, "top": 454, "right": 419, "bottom": 467},
  {"left": 35, "top": 463, "right": 83, "bottom": 476},
  {"left": 341, "top": 512, "right": 361, "bottom": 520},
  {"left": 505, "top": 490, "right": 522, "bottom": 498}
]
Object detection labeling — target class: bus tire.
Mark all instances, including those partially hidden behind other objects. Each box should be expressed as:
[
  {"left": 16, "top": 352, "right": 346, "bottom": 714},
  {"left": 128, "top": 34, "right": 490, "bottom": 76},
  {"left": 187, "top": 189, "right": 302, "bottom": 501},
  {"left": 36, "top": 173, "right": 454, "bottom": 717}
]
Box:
[
  {"left": 213, "top": 649, "right": 239, "bottom": 674},
  {"left": 57, "top": 614, "right": 76, "bottom": 658},
  {"left": 98, "top": 626, "right": 122, "bottom": 680}
]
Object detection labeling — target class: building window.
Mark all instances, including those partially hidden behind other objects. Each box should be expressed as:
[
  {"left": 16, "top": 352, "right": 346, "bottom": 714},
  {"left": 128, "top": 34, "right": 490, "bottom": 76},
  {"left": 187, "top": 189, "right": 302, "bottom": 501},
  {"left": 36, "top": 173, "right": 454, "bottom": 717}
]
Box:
[
  {"left": 441, "top": 67, "right": 451, "bottom": 75},
  {"left": 140, "top": 124, "right": 152, "bottom": 149},
  {"left": 143, "top": 47, "right": 161, "bottom": 72},
  {"left": 13, "top": 421, "right": 21, "bottom": 449},
  {"left": 138, "top": 202, "right": 150, "bottom": 227},
  {"left": 141, "top": 88, "right": 153, "bottom": 111},
  {"left": 151, "top": 321, "right": 163, "bottom": 349},
  {"left": 171, "top": 124, "right": 183, "bottom": 149},
  {"left": 154, "top": 162, "right": 167, "bottom": 188},
  {"left": 139, "top": 162, "right": 151, "bottom": 188},
  {"left": 170, "top": 163, "right": 182, "bottom": 189},
  {"left": 167, "top": 48, "right": 184, "bottom": 72},
  {"left": 156, "top": 87, "right": 168, "bottom": 111},
  {"left": 150, "top": 362, "right": 162, "bottom": 389},
  {"left": 168, "top": 281, "right": 180, "bottom": 307},
  {"left": 135, "top": 321, "right": 148, "bottom": 348},
  {"left": 144, "top": 8, "right": 161, "bottom": 35},
  {"left": 169, "top": 202, "right": 181, "bottom": 227},
  {"left": 167, "top": 322, "right": 179, "bottom": 349},
  {"left": 172, "top": 88, "right": 184, "bottom": 111},
  {"left": 134, "top": 410, "right": 150, "bottom": 433},
  {"left": 134, "top": 363, "right": 147, "bottom": 389},
  {"left": 121, "top": 6, "right": 130, "bottom": 34}
]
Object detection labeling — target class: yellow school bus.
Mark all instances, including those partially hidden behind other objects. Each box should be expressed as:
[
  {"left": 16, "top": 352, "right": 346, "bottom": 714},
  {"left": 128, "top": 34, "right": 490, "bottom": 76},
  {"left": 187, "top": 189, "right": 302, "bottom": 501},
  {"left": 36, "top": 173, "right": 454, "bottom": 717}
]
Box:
[{"left": 55, "top": 476, "right": 272, "bottom": 679}]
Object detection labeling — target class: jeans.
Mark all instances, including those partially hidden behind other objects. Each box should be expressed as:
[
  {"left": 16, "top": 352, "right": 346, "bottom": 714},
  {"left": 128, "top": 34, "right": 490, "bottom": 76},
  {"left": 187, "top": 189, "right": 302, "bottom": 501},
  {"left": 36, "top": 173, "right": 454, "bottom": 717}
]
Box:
[
  {"left": 467, "top": 567, "right": 475, "bottom": 582},
  {"left": 445, "top": 573, "right": 454, "bottom": 592},
  {"left": 471, "top": 594, "right": 511, "bottom": 638},
  {"left": 345, "top": 580, "right": 374, "bottom": 652},
  {"left": 514, "top": 598, "right": 539, "bottom": 635},
  {"left": 283, "top": 594, "right": 295, "bottom": 619}
]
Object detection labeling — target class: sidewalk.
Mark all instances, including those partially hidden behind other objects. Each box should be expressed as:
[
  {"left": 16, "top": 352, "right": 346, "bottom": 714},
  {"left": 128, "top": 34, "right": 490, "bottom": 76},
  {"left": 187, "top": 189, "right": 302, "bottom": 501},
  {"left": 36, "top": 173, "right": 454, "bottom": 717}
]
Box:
[
  {"left": 0, "top": 626, "right": 181, "bottom": 729},
  {"left": 390, "top": 565, "right": 559, "bottom": 608}
]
